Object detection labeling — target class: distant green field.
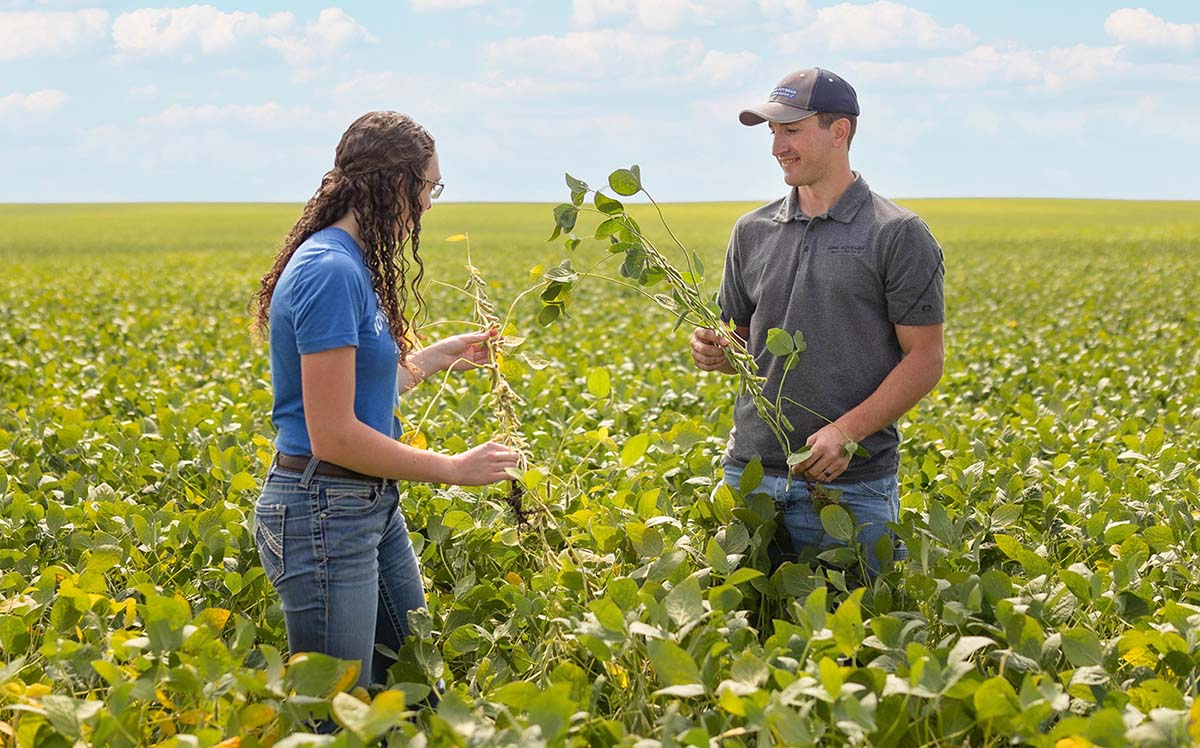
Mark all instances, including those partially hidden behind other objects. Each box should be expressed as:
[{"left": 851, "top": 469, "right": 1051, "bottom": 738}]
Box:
[{"left": 2, "top": 199, "right": 1199, "bottom": 747}]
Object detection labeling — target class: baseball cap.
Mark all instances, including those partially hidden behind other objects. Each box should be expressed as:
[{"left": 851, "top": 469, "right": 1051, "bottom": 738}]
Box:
[{"left": 739, "top": 68, "right": 860, "bottom": 126}]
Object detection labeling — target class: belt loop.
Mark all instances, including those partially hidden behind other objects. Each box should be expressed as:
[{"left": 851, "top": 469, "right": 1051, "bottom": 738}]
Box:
[{"left": 298, "top": 455, "right": 321, "bottom": 489}]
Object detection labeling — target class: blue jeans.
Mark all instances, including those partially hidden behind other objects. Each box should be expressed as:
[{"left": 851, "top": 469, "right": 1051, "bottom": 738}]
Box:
[
  {"left": 253, "top": 457, "right": 427, "bottom": 689},
  {"left": 722, "top": 464, "right": 907, "bottom": 576}
]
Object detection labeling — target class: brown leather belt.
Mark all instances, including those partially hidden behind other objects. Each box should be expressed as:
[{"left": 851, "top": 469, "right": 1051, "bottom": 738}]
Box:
[{"left": 274, "top": 453, "right": 378, "bottom": 482}]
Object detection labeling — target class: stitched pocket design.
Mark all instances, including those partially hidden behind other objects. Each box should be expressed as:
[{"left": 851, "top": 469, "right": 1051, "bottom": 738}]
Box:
[{"left": 254, "top": 504, "right": 286, "bottom": 583}]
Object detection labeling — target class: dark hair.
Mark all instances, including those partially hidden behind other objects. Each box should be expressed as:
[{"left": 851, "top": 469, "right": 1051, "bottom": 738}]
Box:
[
  {"left": 250, "top": 111, "right": 434, "bottom": 364},
  {"left": 817, "top": 112, "right": 857, "bottom": 150}
]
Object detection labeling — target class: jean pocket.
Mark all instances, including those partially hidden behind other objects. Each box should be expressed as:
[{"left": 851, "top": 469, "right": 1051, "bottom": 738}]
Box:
[
  {"left": 254, "top": 504, "right": 286, "bottom": 584},
  {"left": 321, "top": 483, "right": 380, "bottom": 516}
]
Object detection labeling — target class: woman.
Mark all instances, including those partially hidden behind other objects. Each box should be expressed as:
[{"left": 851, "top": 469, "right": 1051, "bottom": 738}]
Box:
[{"left": 249, "top": 111, "right": 521, "bottom": 690}]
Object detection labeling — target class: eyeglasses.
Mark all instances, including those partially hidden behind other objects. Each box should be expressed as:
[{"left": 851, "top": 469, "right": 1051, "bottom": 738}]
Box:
[{"left": 423, "top": 178, "right": 444, "bottom": 200}]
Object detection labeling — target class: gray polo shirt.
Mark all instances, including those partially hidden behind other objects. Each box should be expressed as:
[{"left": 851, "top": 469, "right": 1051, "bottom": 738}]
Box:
[{"left": 718, "top": 173, "right": 944, "bottom": 482}]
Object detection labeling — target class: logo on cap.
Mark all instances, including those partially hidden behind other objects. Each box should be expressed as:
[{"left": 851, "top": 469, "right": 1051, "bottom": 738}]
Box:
[{"left": 771, "top": 86, "right": 797, "bottom": 99}]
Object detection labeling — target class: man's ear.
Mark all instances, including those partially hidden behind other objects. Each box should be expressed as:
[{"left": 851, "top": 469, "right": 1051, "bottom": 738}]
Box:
[{"left": 833, "top": 117, "right": 851, "bottom": 147}]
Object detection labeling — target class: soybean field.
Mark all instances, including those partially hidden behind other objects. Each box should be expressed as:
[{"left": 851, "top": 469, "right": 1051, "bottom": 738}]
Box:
[{"left": 1, "top": 196, "right": 1199, "bottom": 747}]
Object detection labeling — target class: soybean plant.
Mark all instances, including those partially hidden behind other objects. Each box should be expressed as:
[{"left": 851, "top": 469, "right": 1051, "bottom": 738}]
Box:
[{"left": 538, "top": 166, "right": 868, "bottom": 469}]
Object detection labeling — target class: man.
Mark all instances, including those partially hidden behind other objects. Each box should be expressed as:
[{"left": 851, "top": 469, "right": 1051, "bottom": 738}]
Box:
[{"left": 691, "top": 68, "right": 944, "bottom": 575}]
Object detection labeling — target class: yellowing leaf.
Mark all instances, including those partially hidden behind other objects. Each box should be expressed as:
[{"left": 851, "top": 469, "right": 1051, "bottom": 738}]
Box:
[
  {"left": 1056, "top": 737, "right": 1094, "bottom": 748},
  {"left": 529, "top": 264, "right": 544, "bottom": 282},
  {"left": 445, "top": 233, "right": 468, "bottom": 242},
  {"left": 238, "top": 704, "right": 275, "bottom": 730},
  {"left": 196, "top": 607, "right": 231, "bottom": 631},
  {"left": 331, "top": 661, "right": 362, "bottom": 695},
  {"left": 1122, "top": 646, "right": 1158, "bottom": 668},
  {"left": 399, "top": 431, "right": 427, "bottom": 450},
  {"left": 229, "top": 471, "right": 257, "bottom": 492},
  {"left": 621, "top": 433, "right": 650, "bottom": 467}
]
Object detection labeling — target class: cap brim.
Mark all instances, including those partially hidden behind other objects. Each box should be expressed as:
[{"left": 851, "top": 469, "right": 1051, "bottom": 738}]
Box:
[{"left": 739, "top": 103, "right": 817, "bottom": 126}]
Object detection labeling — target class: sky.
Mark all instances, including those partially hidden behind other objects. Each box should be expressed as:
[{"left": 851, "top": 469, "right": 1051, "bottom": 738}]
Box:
[{"left": 2, "top": 0, "right": 1198, "bottom": 203}]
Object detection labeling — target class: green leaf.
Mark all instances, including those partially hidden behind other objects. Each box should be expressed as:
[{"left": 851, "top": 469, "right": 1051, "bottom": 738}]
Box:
[
  {"left": 646, "top": 639, "right": 702, "bottom": 687},
  {"left": 588, "top": 597, "right": 626, "bottom": 633},
  {"left": 1061, "top": 627, "right": 1103, "bottom": 667},
  {"left": 594, "top": 192, "right": 624, "bottom": 215},
  {"left": 653, "top": 684, "right": 707, "bottom": 697},
  {"left": 620, "top": 433, "right": 650, "bottom": 467},
  {"left": 819, "top": 657, "right": 843, "bottom": 699},
  {"left": 544, "top": 259, "right": 578, "bottom": 283},
  {"left": 620, "top": 247, "right": 645, "bottom": 279},
  {"left": 331, "top": 692, "right": 371, "bottom": 739},
  {"left": 820, "top": 504, "right": 855, "bottom": 543},
  {"left": 285, "top": 652, "right": 358, "bottom": 697},
  {"left": 787, "top": 448, "right": 814, "bottom": 466},
  {"left": 766, "top": 328, "right": 795, "bottom": 356},
  {"left": 793, "top": 330, "right": 807, "bottom": 352},
  {"left": 594, "top": 218, "right": 622, "bottom": 240},
  {"left": 830, "top": 591, "right": 865, "bottom": 657},
  {"left": 586, "top": 367, "right": 611, "bottom": 398},
  {"left": 566, "top": 173, "right": 588, "bottom": 205},
  {"left": 42, "top": 695, "right": 83, "bottom": 740},
  {"left": 609, "top": 167, "right": 642, "bottom": 196},
  {"left": 491, "top": 680, "right": 542, "bottom": 710},
  {"left": 536, "top": 304, "right": 562, "bottom": 326},
  {"left": 726, "top": 567, "right": 763, "bottom": 585},
  {"left": 973, "top": 676, "right": 1020, "bottom": 720},
  {"left": 565, "top": 173, "right": 588, "bottom": 192},
  {"left": 664, "top": 576, "right": 704, "bottom": 629},
  {"left": 553, "top": 203, "right": 578, "bottom": 231},
  {"left": 738, "top": 457, "right": 764, "bottom": 495}
]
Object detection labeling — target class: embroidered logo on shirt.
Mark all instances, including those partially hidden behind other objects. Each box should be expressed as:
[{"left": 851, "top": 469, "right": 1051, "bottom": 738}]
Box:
[{"left": 827, "top": 244, "right": 866, "bottom": 256}]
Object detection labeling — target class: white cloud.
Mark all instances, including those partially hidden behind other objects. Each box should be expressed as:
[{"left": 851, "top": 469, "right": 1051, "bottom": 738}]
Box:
[
  {"left": 572, "top": 0, "right": 755, "bottom": 31},
  {"left": 758, "top": 0, "right": 808, "bottom": 18},
  {"left": 111, "top": 6, "right": 370, "bottom": 64},
  {"left": 410, "top": 0, "right": 489, "bottom": 10},
  {"left": 0, "top": 89, "right": 67, "bottom": 115},
  {"left": 0, "top": 9, "right": 108, "bottom": 61},
  {"left": 1105, "top": 8, "right": 1198, "bottom": 48},
  {"left": 112, "top": 6, "right": 293, "bottom": 58},
  {"left": 773, "top": 1, "right": 972, "bottom": 52},
  {"left": 128, "top": 84, "right": 157, "bottom": 98},
  {"left": 483, "top": 30, "right": 704, "bottom": 83},
  {"left": 698, "top": 50, "right": 759, "bottom": 85},
  {"left": 847, "top": 44, "right": 1126, "bottom": 90},
  {"left": 264, "top": 8, "right": 373, "bottom": 66},
  {"left": 483, "top": 7, "right": 524, "bottom": 28},
  {"left": 138, "top": 102, "right": 316, "bottom": 130},
  {"left": 963, "top": 94, "right": 1200, "bottom": 142}
]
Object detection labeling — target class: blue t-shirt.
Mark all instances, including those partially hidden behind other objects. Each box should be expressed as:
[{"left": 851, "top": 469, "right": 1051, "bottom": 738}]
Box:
[{"left": 269, "top": 227, "right": 400, "bottom": 456}]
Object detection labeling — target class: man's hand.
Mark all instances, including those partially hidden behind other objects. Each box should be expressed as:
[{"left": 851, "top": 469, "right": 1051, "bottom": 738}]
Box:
[
  {"left": 690, "top": 327, "right": 737, "bottom": 374},
  {"left": 791, "top": 422, "right": 855, "bottom": 482}
]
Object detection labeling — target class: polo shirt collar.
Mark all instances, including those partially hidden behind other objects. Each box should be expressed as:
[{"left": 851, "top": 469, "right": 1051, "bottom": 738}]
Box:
[{"left": 773, "top": 172, "right": 870, "bottom": 224}]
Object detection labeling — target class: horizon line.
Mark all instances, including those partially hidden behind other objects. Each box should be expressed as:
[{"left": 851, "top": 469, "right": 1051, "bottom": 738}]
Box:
[{"left": 4, "top": 196, "right": 1200, "bottom": 206}]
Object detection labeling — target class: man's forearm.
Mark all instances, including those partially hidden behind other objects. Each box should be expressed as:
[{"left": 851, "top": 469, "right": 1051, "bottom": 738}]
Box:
[{"left": 834, "top": 348, "right": 943, "bottom": 443}]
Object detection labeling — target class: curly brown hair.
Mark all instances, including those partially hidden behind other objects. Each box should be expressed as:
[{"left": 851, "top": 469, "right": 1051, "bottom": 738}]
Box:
[{"left": 250, "top": 111, "right": 435, "bottom": 364}]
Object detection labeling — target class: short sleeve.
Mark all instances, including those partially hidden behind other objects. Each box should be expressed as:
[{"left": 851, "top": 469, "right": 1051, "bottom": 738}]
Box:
[
  {"left": 718, "top": 225, "right": 753, "bottom": 327},
  {"left": 883, "top": 217, "right": 945, "bottom": 326},
  {"left": 290, "top": 252, "right": 367, "bottom": 354}
]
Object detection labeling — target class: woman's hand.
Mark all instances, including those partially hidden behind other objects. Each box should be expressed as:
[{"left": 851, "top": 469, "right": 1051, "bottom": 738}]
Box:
[
  {"left": 425, "top": 328, "right": 498, "bottom": 373},
  {"left": 450, "top": 441, "right": 522, "bottom": 486}
]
